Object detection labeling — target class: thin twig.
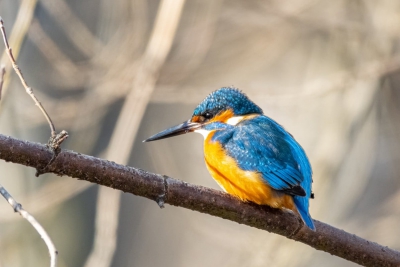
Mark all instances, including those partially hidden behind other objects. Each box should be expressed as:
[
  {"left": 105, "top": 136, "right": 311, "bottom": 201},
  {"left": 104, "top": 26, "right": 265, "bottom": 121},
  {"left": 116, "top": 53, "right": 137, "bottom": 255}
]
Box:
[
  {"left": 0, "top": 0, "right": 39, "bottom": 99},
  {"left": 0, "top": 182, "right": 58, "bottom": 267},
  {"left": 0, "top": 134, "right": 399, "bottom": 267},
  {"left": 0, "top": 65, "right": 4, "bottom": 100},
  {"left": 0, "top": 17, "right": 56, "bottom": 137},
  {"left": 0, "top": 179, "right": 92, "bottom": 223}
]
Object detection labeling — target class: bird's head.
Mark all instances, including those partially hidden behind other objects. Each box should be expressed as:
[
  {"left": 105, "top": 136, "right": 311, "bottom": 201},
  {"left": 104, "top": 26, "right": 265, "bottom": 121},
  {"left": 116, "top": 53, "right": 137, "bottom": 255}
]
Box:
[{"left": 144, "top": 87, "right": 263, "bottom": 142}]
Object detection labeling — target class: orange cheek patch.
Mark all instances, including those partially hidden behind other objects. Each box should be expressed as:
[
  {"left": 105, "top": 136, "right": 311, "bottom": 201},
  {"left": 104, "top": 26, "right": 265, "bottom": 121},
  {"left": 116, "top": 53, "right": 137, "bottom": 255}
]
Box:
[
  {"left": 210, "top": 109, "right": 235, "bottom": 123},
  {"left": 191, "top": 116, "right": 202, "bottom": 123}
]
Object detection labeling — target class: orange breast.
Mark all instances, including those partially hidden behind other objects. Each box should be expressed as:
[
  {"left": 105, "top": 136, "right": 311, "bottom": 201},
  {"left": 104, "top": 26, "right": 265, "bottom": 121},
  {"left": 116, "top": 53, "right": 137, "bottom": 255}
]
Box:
[{"left": 204, "top": 132, "right": 296, "bottom": 212}]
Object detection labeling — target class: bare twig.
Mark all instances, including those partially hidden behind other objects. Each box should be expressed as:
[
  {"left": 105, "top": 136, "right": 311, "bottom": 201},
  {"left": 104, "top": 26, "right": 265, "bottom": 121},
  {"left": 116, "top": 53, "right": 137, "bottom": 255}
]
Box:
[
  {"left": 0, "top": 134, "right": 399, "bottom": 267},
  {"left": 106, "top": 0, "right": 186, "bottom": 163},
  {"left": 0, "top": 17, "right": 56, "bottom": 138},
  {"left": 0, "top": 16, "right": 69, "bottom": 168},
  {"left": 0, "top": 182, "right": 58, "bottom": 267},
  {"left": 0, "top": 179, "right": 92, "bottom": 223},
  {"left": 0, "top": 65, "right": 4, "bottom": 100},
  {"left": 0, "top": 0, "right": 39, "bottom": 98},
  {"left": 84, "top": 1, "right": 186, "bottom": 267}
]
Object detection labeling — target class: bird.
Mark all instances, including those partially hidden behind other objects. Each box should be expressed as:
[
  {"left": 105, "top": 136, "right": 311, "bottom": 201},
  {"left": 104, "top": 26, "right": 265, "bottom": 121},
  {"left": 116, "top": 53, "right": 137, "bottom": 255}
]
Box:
[{"left": 144, "top": 87, "right": 315, "bottom": 230}]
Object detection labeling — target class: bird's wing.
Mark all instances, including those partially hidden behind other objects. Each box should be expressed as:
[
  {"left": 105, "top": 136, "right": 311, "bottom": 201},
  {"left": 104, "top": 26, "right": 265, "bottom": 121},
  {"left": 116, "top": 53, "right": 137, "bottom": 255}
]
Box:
[{"left": 221, "top": 116, "right": 306, "bottom": 196}]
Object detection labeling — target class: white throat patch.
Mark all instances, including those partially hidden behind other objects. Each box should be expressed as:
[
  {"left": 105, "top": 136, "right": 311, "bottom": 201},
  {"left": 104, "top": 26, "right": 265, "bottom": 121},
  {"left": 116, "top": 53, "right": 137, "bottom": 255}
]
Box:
[
  {"left": 194, "top": 129, "right": 211, "bottom": 139},
  {"left": 226, "top": 116, "right": 245, "bottom": 125}
]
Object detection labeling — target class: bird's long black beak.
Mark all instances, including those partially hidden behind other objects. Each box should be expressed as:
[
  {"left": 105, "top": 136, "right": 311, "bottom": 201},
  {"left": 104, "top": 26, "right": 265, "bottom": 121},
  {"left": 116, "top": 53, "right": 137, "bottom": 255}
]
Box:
[{"left": 143, "top": 120, "right": 202, "bottom": 142}]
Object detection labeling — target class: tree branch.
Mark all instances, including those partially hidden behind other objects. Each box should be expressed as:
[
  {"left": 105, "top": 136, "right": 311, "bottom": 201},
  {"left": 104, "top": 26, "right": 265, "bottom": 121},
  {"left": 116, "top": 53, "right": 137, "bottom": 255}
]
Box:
[{"left": 0, "top": 133, "right": 399, "bottom": 267}]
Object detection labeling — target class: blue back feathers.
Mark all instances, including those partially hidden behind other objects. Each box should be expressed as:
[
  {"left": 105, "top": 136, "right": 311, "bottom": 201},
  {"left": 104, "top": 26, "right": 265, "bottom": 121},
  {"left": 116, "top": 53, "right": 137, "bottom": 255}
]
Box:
[{"left": 193, "top": 87, "right": 263, "bottom": 117}]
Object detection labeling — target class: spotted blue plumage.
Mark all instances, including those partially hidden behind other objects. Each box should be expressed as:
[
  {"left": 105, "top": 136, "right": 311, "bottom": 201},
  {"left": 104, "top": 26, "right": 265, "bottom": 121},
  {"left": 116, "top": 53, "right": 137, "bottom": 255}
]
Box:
[{"left": 193, "top": 87, "right": 262, "bottom": 117}]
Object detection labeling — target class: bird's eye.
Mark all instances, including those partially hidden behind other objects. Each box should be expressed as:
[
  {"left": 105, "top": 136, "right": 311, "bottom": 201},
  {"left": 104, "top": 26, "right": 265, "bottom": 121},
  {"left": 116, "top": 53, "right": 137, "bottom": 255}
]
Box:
[
  {"left": 204, "top": 112, "right": 213, "bottom": 119},
  {"left": 196, "top": 112, "right": 213, "bottom": 123}
]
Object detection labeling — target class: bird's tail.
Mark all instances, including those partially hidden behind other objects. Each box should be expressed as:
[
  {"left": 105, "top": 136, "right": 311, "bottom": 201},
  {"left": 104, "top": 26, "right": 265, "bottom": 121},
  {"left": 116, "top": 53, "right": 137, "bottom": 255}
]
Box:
[{"left": 294, "top": 196, "right": 315, "bottom": 231}]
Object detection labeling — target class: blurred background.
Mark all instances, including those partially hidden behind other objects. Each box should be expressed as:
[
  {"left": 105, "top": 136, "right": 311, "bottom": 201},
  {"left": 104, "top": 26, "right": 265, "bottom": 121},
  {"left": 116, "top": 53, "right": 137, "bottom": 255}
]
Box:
[{"left": 0, "top": 0, "right": 400, "bottom": 266}]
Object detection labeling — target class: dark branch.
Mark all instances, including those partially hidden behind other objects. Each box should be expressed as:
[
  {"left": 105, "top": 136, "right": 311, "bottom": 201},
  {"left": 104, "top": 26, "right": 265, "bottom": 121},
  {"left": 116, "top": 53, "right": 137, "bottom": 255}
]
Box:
[{"left": 0, "top": 133, "right": 399, "bottom": 267}]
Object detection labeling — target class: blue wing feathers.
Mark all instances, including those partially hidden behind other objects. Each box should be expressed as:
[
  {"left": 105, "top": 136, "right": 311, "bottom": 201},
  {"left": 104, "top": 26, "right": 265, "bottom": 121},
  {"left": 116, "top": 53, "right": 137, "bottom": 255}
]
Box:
[
  {"left": 211, "top": 115, "right": 315, "bottom": 230},
  {"left": 215, "top": 116, "right": 306, "bottom": 191},
  {"left": 267, "top": 117, "right": 315, "bottom": 230}
]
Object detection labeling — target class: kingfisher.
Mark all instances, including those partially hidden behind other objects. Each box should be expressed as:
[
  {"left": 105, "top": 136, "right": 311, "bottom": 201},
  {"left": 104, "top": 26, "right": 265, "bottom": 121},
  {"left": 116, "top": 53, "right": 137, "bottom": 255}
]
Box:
[{"left": 144, "top": 87, "right": 315, "bottom": 230}]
